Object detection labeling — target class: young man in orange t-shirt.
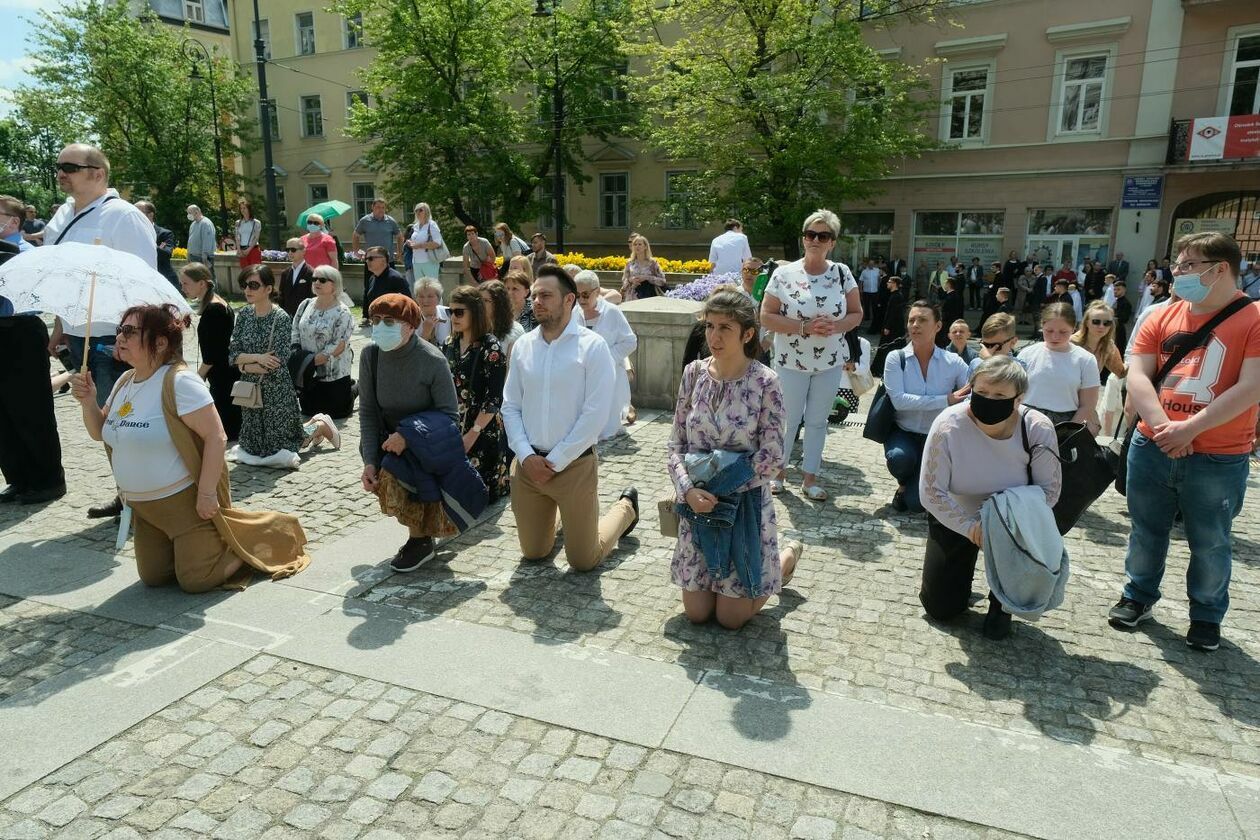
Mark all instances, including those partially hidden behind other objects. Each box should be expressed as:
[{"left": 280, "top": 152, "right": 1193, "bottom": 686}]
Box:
[{"left": 1108, "top": 233, "right": 1260, "bottom": 651}]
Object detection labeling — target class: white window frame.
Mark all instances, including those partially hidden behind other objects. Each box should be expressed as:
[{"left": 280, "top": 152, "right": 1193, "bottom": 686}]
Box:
[
  {"left": 253, "top": 18, "right": 271, "bottom": 60},
  {"left": 939, "top": 59, "right": 995, "bottom": 146},
  {"left": 343, "top": 13, "right": 363, "bottom": 50},
  {"left": 184, "top": 0, "right": 204, "bottom": 24},
  {"left": 1049, "top": 45, "right": 1115, "bottom": 141},
  {"left": 261, "top": 98, "right": 280, "bottom": 141},
  {"left": 1219, "top": 24, "right": 1260, "bottom": 117},
  {"left": 663, "top": 170, "right": 699, "bottom": 230},
  {"left": 598, "top": 172, "right": 630, "bottom": 230},
  {"left": 307, "top": 183, "right": 329, "bottom": 207},
  {"left": 296, "top": 11, "right": 316, "bottom": 56},
  {"left": 300, "top": 95, "right": 324, "bottom": 138},
  {"left": 352, "top": 182, "right": 376, "bottom": 220}
]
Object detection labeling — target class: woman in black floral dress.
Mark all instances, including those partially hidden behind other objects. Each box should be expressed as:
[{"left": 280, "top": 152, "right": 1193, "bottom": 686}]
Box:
[{"left": 443, "top": 285, "right": 509, "bottom": 501}]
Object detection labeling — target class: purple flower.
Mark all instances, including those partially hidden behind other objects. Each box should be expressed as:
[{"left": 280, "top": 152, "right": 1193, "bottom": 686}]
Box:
[
  {"left": 261, "top": 249, "right": 287, "bottom": 262},
  {"left": 665, "top": 272, "right": 743, "bottom": 301}
]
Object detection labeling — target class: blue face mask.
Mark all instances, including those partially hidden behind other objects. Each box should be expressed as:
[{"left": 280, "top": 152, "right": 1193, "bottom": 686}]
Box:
[
  {"left": 373, "top": 322, "right": 404, "bottom": 352},
  {"left": 306, "top": 223, "right": 322, "bottom": 233},
  {"left": 1172, "top": 262, "right": 1220, "bottom": 304}
]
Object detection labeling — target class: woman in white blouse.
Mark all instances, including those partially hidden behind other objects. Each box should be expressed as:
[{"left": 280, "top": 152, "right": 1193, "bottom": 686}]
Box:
[
  {"left": 1020, "top": 301, "right": 1101, "bottom": 429},
  {"left": 407, "top": 203, "right": 445, "bottom": 279},
  {"left": 235, "top": 198, "right": 262, "bottom": 268},
  {"left": 759, "top": 209, "right": 862, "bottom": 499},
  {"left": 576, "top": 270, "right": 638, "bottom": 439},
  {"left": 920, "top": 356, "right": 1061, "bottom": 639},
  {"left": 291, "top": 265, "right": 355, "bottom": 420}
]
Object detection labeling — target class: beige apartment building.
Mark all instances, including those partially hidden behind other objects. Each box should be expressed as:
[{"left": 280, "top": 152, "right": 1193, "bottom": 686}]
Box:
[{"left": 148, "top": 0, "right": 1259, "bottom": 268}]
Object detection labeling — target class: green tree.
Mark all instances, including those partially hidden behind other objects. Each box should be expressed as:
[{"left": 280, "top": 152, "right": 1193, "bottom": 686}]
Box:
[
  {"left": 335, "top": 0, "right": 635, "bottom": 232},
  {"left": 631, "top": 0, "right": 939, "bottom": 258},
  {"left": 18, "top": 0, "right": 256, "bottom": 229}
]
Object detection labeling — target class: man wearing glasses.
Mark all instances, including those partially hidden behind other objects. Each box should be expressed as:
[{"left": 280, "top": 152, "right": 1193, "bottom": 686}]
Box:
[
  {"left": 279, "top": 238, "right": 315, "bottom": 317},
  {"left": 361, "top": 246, "right": 410, "bottom": 315},
  {"left": 1109, "top": 233, "right": 1260, "bottom": 652},
  {"left": 41, "top": 145, "right": 155, "bottom": 518}
]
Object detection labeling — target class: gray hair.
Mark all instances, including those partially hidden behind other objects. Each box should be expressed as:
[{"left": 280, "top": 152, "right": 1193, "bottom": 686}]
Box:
[
  {"left": 969, "top": 355, "right": 1028, "bottom": 396},
  {"left": 562, "top": 263, "right": 581, "bottom": 278},
  {"left": 413, "top": 277, "right": 443, "bottom": 299},
  {"left": 312, "top": 264, "right": 343, "bottom": 295},
  {"left": 574, "top": 269, "right": 601, "bottom": 291},
  {"left": 801, "top": 208, "right": 841, "bottom": 238}
]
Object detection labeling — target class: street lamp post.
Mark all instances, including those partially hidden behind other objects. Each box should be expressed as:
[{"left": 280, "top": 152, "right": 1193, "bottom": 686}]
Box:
[
  {"left": 252, "top": 0, "right": 281, "bottom": 250},
  {"left": 182, "top": 38, "right": 229, "bottom": 242},
  {"left": 533, "top": 0, "right": 565, "bottom": 252}
]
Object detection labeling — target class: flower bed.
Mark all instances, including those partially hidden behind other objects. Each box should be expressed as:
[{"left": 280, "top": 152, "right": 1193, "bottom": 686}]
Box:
[
  {"left": 551, "top": 252, "right": 712, "bottom": 274},
  {"left": 664, "top": 272, "right": 743, "bottom": 301}
]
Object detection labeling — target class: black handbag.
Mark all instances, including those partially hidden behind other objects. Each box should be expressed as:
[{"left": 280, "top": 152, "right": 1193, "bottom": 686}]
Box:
[
  {"left": 1114, "top": 297, "right": 1252, "bottom": 495},
  {"left": 862, "top": 348, "right": 905, "bottom": 444},
  {"left": 1019, "top": 416, "right": 1116, "bottom": 535}
]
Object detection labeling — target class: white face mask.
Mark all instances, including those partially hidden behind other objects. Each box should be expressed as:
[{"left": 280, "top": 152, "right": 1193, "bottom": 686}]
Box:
[{"left": 186, "top": 213, "right": 195, "bottom": 222}]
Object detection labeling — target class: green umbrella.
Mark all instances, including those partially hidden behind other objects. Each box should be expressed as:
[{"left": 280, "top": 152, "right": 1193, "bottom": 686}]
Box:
[{"left": 297, "top": 200, "right": 352, "bottom": 228}]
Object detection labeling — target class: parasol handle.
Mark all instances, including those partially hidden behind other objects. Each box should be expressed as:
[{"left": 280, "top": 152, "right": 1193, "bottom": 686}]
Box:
[{"left": 80, "top": 270, "right": 97, "bottom": 376}]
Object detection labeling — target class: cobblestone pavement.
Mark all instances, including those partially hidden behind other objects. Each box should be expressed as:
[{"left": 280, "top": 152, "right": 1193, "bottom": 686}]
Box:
[{"left": 0, "top": 658, "right": 1032, "bottom": 840}]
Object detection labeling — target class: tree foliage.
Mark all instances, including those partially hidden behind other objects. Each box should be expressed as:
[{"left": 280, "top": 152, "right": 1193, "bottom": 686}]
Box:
[
  {"left": 0, "top": 101, "right": 76, "bottom": 212},
  {"left": 334, "top": 0, "right": 634, "bottom": 230},
  {"left": 18, "top": 0, "right": 257, "bottom": 227},
  {"left": 631, "top": 0, "right": 939, "bottom": 258}
]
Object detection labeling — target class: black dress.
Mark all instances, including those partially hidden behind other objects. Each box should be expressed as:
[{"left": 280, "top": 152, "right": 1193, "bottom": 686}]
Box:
[
  {"left": 444, "top": 333, "right": 509, "bottom": 502},
  {"left": 198, "top": 301, "right": 242, "bottom": 440}
]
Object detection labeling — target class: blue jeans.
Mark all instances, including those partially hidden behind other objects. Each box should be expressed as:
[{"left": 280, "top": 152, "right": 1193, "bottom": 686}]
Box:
[
  {"left": 65, "top": 334, "right": 125, "bottom": 408},
  {"left": 1122, "top": 431, "right": 1249, "bottom": 623},
  {"left": 884, "top": 426, "right": 929, "bottom": 512},
  {"left": 778, "top": 365, "right": 845, "bottom": 475}
]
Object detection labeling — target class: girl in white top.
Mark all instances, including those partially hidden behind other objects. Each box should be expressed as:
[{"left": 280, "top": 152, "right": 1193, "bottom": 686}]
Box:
[
  {"left": 235, "top": 198, "right": 262, "bottom": 265},
  {"left": 407, "top": 202, "right": 445, "bottom": 278},
  {"left": 1020, "top": 301, "right": 1101, "bottom": 429},
  {"left": 759, "top": 209, "right": 862, "bottom": 500}
]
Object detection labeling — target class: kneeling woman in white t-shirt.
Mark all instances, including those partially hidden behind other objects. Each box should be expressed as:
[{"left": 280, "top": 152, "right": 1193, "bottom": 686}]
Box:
[
  {"left": 71, "top": 304, "right": 310, "bottom": 593},
  {"left": 1019, "top": 302, "right": 1101, "bottom": 429}
]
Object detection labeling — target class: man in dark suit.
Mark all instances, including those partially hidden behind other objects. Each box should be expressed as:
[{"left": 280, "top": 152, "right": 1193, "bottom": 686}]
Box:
[
  {"left": 1107, "top": 252, "right": 1129, "bottom": 283},
  {"left": 939, "top": 277, "right": 965, "bottom": 346},
  {"left": 279, "top": 237, "right": 316, "bottom": 316},
  {"left": 964, "top": 257, "right": 984, "bottom": 308},
  {"left": 135, "top": 201, "right": 179, "bottom": 289},
  {"left": 362, "top": 246, "right": 411, "bottom": 314},
  {"left": 1001, "top": 250, "right": 1025, "bottom": 287},
  {"left": 888, "top": 256, "right": 907, "bottom": 281}
]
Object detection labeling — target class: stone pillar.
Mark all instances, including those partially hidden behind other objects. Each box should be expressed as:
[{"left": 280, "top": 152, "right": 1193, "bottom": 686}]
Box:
[{"left": 621, "top": 297, "right": 702, "bottom": 410}]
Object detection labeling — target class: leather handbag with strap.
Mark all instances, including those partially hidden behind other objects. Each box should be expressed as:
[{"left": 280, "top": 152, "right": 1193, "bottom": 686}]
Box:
[
  {"left": 1114, "top": 296, "right": 1253, "bottom": 495},
  {"left": 862, "top": 347, "right": 906, "bottom": 444},
  {"left": 427, "top": 222, "right": 451, "bottom": 262},
  {"left": 231, "top": 309, "right": 280, "bottom": 408}
]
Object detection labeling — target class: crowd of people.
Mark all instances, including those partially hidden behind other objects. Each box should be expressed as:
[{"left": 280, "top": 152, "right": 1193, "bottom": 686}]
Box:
[{"left": 2, "top": 142, "right": 1259, "bottom": 657}]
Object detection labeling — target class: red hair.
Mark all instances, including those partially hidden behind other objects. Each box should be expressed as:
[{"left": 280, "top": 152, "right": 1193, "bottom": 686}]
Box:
[{"left": 119, "top": 304, "right": 186, "bottom": 365}]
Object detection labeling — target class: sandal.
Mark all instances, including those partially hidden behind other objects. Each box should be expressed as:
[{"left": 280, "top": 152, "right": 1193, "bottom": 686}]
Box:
[
  {"left": 782, "top": 540, "right": 804, "bottom": 585},
  {"left": 802, "top": 483, "right": 828, "bottom": 501},
  {"left": 769, "top": 479, "right": 784, "bottom": 495}
]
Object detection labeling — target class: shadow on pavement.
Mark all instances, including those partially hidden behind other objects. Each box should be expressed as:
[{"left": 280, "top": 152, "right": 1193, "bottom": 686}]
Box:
[
  {"left": 343, "top": 557, "right": 488, "bottom": 650},
  {"left": 496, "top": 545, "right": 627, "bottom": 645},
  {"left": 1143, "top": 621, "right": 1260, "bottom": 730},
  {"left": 943, "top": 621, "right": 1159, "bottom": 747}
]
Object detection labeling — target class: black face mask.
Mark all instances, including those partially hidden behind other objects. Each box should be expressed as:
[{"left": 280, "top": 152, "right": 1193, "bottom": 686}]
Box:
[{"left": 970, "top": 392, "right": 1016, "bottom": 425}]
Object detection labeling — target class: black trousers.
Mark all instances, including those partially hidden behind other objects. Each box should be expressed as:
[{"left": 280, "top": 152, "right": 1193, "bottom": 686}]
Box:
[
  {"left": 920, "top": 514, "right": 981, "bottom": 621},
  {"left": 299, "top": 376, "right": 355, "bottom": 420},
  {"left": 0, "top": 316, "right": 64, "bottom": 493}
]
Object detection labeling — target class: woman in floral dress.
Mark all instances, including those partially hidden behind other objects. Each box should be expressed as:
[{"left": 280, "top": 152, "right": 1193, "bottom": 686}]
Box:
[
  {"left": 228, "top": 265, "right": 332, "bottom": 463},
  {"left": 443, "top": 285, "right": 509, "bottom": 501},
  {"left": 667, "top": 287, "right": 803, "bottom": 630}
]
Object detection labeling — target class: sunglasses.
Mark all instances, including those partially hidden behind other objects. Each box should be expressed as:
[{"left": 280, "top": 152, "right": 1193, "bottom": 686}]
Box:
[
  {"left": 55, "top": 162, "right": 101, "bottom": 174},
  {"left": 449, "top": 307, "right": 467, "bottom": 317},
  {"left": 369, "top": 317, "right": 400, "bottom": 327},
  {"left": 1089, "top": 318, "right": 1113, "bottom": 327},
  {"left": 802, "top": 230, "right": 835, "bottom": 242},
  {"left": 243, "top": 281, "right": 265, "bottom": 291},
  {"left": 312, "top": 277, "right": 331, "bottom": 284},
  {"left": 115, "top": 325, "right": 141, "bottom": 339},
  {"left": 981, "top": 338, "right": 1012, "bottom": 350},
  {"left": 285, "top": 247, "right": 303, "bottom": 253}
]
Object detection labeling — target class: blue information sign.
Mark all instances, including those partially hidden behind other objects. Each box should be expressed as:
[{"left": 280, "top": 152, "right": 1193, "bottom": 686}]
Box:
[{"left": 1122, "top": 176, "right": 1163, "bottom": 210}]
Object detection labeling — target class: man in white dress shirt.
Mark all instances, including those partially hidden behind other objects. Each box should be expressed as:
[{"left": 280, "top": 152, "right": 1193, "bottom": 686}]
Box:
[
  {"left": 502, "top": 265, "right": 639, "bottom": 571},
  {"left": 708, "top": 219, "right": 752, "bottom": 276}
]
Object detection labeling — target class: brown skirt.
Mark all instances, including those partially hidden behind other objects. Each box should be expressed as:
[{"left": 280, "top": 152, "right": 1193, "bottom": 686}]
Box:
[{"left": 375, "top": 470, "right": 456, "bottom": 537}]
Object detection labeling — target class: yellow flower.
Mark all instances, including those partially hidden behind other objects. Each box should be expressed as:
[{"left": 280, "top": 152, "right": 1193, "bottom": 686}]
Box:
[{"left": 173, "top": 247, "right": 189, "bottom": 260}]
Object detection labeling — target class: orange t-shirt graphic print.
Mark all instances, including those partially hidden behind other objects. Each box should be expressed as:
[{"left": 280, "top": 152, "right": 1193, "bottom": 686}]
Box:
[{"left": 1132, "top": 297, "right": 1260, "bottom": 454}]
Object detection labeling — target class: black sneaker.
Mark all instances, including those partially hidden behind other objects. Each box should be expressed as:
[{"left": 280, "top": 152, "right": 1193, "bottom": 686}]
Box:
[
  {"left": 390, "top": 537, "right": 435, "bottom": 573},
  {"left": 890, "top": 490, "right": 908, "bottom": 513},
  {"left": 1186, "top": 621, "right": 1220, "bottom": 652},
  {"left": 1108, "top": 597, "right": 1153, "bottom": 629},
  {"left": 983, "top": 594, "right": 1012, "bottom": 640}
]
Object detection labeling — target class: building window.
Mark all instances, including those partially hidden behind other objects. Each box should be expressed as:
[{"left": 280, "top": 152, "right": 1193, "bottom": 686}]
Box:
[
  {"left": 600, "top": 61, "right": 629, "bottom": 103},
  {"left": 253, "top": 19, "right": 271, "bottom": 60},
  {"left": 296, "top": 12, "right": 316, "bottom": 56},
  {"left": 261, "top": 98, "right": 280, "bottom": 140},
  {"left": 946, "top": 66, "right": 988, "bottom": 142},
  {"left": 352, "top": 183, "right": 375, "bottom": 220},
  {"left": 1026, "top": 208, "right": 1113, "bottom": 267},
  {"left": 663, "top": 171, "right": 699, "bottom": 230},
  {"left": 300, "top": 95, "right": 323, "bottom": 137},
  {"left": 308, "top": 184, "right": 329, "bottom": 206},
  {"left": 910, "top": 211, "right": 1004, "bottom": 280},
  {"left": 599, "top": 172, "right": 629, "bottom": 229},
  {"left": 537, "top": 176, "right": 566, "bottom": 232},
  {"left": 1227, "top": 32, "right": 1260, "bottom": 116},
  {"left": 344, "top": 13, "right": 363, "bottom": 49},
  {"left": 346, "top": 90, "right": 369, "bottom": 120},
  {"left": 275, "top": 185, "right": 288, "bottom": 230},
  {"left": 1058, "top": 53, "right": 1107, "bottom": 133},
  {"left": 184, "top": 0, "right": 204, "bottom": 24}
]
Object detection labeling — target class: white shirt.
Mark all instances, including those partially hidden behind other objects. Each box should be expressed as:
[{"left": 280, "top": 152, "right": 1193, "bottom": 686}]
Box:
[
  {"left": 43, "top": 190, "right": 157, "bottom": 336},
  {"left": 1103, "top": 285, "right": 1117, "bottom": 308},
  {"left": 838, "top": 335, "right": 872, "bottom": 390},
  {"left": 102, "top": 366, "right": 214, "bottom": 501},
  {"left": 583, "top": 296, "right": 637, "bottom": 365},
  {"left": 410, "top": 219, "right": 444, "bottom": 263},
  {"left": 708, "top": 229, "right": 752, "bottom": 276},
  {"left": 1068, "top": 290, "right": 1084, "bottom": 322},
  {"left": 237, "top": 218, "right": 261, "bottom": 250},
  {"left": 858, "top": 267, "right": 882, "bottom": 294},
  {"left": 502, "top": 308, "right": 615, "bottom": 472},
  {"left": 1019, "top": 343, "right": 1100, "bottom": 412},
  {"left": 765, "top": 259, "right": 858, "bottom": 373}
]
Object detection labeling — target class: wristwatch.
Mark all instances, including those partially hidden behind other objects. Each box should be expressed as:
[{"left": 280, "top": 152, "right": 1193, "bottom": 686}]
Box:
[
  {"left": 471, "top": 424, "right": 484, "bottom": 434},
  {"left": 800, "top": 320, "right": 808, "bottom": 336}
]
